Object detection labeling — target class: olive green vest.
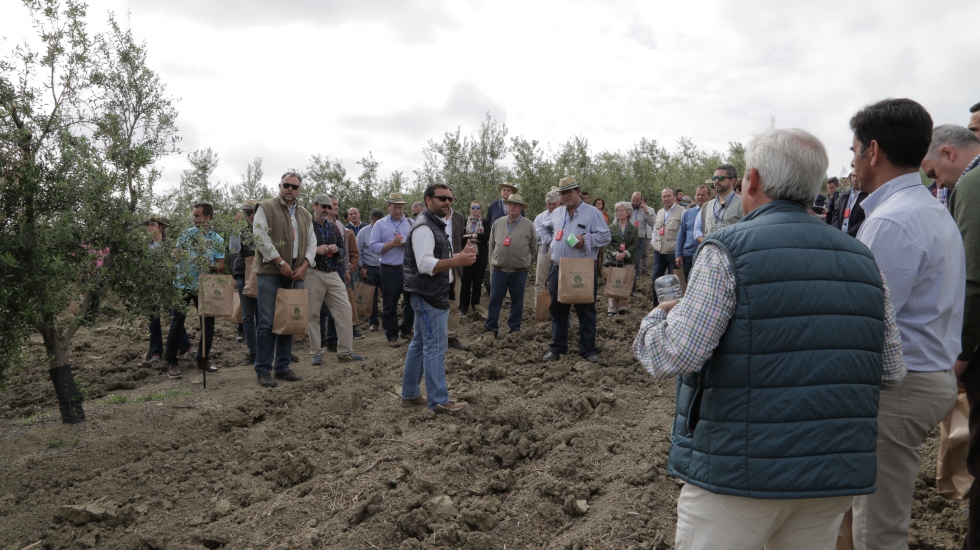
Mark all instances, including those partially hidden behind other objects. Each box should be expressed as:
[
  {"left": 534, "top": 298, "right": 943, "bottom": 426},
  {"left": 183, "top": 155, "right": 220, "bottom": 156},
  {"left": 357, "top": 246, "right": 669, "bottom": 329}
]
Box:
[{"left": 255, "top": 197, "right": 312, "bottom": 275}]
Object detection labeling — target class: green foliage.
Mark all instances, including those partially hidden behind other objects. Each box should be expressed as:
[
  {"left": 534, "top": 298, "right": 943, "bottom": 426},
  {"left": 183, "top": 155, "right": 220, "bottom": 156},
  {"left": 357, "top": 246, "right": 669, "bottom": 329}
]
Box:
[
  {"left": 97, "top": 388, "right": 188, "bottom": 405},
  {"left": 47, "top": 439, "right": 64, "bottom": 449}
]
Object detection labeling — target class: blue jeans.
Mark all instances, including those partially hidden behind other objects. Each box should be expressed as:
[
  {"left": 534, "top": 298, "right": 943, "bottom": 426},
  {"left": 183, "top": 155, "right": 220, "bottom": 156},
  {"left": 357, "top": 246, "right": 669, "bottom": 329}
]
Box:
[
  {"left": 548, "top": 265, "right": 598, "bottom": 357},
  {"left": 235, "top": 277, "right": 258, "bottom": 354},
  {"left": 401, "top": 293, "right": 450, "bottom": 410},
  {"left": 485, "top": 270, "right": 527, "bottom": 334},
  {"left": 380, "top": 264, "right": 414, "bottom": 341},
  {"left": 650, "top": 251, "right": 675, "bottom": 306},
  {"left": 364, "top": 265, "right": 382, "bottom": 326},
  {"left": 255, "top": 274, "right": 304, "bottom": 376}
]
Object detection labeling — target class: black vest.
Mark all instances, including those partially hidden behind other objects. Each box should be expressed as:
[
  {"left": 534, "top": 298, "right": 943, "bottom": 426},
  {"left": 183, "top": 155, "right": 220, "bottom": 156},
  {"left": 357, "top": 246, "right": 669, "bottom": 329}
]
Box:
[
  {"left": 232, "top": 224, "right": 255, "bottom": 278},
  {"left": 312, "top": 219, "right": 344, "bottom": 272},
  {"left": 403, "top": 209, "right": 450, "bottom": 310}
]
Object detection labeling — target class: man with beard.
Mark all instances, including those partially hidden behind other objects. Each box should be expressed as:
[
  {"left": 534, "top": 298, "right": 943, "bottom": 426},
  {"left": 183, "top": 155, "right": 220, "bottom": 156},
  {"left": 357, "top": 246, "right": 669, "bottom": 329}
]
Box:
[{"left": 694, "top": 164, "right": 744, "bottom": 243}]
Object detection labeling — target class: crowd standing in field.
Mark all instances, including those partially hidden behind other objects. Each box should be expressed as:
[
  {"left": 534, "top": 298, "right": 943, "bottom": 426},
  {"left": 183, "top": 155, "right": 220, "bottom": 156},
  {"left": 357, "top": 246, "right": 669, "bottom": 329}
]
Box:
[{"left": 142, "top": 98, "right": 980, "bottom": 549}]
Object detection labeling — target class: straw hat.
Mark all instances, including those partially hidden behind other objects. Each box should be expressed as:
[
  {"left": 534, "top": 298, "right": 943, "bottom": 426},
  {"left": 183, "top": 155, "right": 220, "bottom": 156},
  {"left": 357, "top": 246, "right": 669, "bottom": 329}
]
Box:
[
  {"left": 143, "top": 213, "right": 170, "bottom": 226},
  {"left": 498, "top": 182, "right": 519, "bottom": 193},
  {"left": 503, "top": 194, "right": 526, "bottom": 206},
  {"left": 386, "top": 192, "right": 407, "bottom": 204},
  {"left": 557, "top": 176, "right": 580, "bottom": 191}
]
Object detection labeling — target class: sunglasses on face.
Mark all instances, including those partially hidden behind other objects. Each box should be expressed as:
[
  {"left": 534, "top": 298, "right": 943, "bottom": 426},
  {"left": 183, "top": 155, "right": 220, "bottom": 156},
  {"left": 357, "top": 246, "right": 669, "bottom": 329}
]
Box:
[
  {"left": 315, "top": 203, "right": 332, "bottom": 210},
  {"left": 434, "top": 195, "right": 454, "bottom": 203},
  {"left": 470, "top": 205, "right": 481, "bottom": 210},
  {"left": 281, "top": 183, "right": 300, "bottom": 190},
  {"left": 711, "top": 176, "right": 730, "bottom": 182}
]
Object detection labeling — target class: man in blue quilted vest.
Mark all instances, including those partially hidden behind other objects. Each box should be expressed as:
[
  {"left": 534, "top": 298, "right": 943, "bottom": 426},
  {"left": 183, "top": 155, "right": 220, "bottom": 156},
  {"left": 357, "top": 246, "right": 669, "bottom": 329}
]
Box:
[{"left": 633, "top": 127, "right": 907, "bottom": 550}]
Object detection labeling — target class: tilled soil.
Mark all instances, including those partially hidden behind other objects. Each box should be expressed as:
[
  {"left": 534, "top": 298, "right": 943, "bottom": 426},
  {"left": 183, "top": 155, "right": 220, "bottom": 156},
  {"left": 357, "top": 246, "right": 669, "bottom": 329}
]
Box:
[{"left": 0, "top": 283, "right": 966, "bottom": 549}]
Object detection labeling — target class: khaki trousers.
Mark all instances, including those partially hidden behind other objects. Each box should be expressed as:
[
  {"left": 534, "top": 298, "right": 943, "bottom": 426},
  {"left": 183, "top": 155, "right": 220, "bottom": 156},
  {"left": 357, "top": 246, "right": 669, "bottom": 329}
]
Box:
[
  {"left": 850, "top": 370, "right": 958, "bottom": 550},
  {"left": 306, "top": 269, "right": 353, "bottom": 356},
  {"left": 607, "top": 263, "right": 634, "bottom": 313},
  {"left": 675, "top": 483, "right": 853, "bottom": 550},
  {"left": 534, "top": 252, "right": 552, "bottom": 296},
  {"left": 447, "top": 273, "right": 461, "bottom": 338}
]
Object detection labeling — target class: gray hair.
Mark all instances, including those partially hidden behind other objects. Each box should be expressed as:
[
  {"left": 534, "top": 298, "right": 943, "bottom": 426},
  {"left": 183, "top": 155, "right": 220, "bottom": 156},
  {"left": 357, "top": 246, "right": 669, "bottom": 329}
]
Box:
[
  {"left": 412, "top": 201, "right": 424, "bottom": 209},
  {"left": 926, "top": 124, "right": 980, "bottom": 159},
  {"left": 744, "top": 127, "right": 829, "bottom": 206},
  {"left": 545, "top": 191, "right": 560, "bottom": 203},
  {"left": 281, "top": 170, "right": 302, "bottom": 183},
  {"left": 613, "top": 201, "right": 633, "bottom": 222},
  {"left": 661, "top": 187, "right": 676, "bottom": 197}
]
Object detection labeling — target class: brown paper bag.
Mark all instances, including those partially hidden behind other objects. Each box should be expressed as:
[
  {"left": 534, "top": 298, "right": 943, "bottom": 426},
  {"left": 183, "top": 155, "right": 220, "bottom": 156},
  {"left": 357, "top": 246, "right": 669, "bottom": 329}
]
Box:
[
  {"left": 347, "top": 288, "right": 359, "bottom": 325},
  {"left": 243, "top": 256, "right": 257, "bottom": 298},
  {"left": 198, "top": 274, "right": 235, "bottom": 317},
  {"left": 354, "top": 281, "right": 376, "bottom": 319},
  {"left": 272, "top": 287, "right": 309, "bottom": 335},
  {"left": 557, "top": 257, "right": 595, "bottom": 304},
  {"left": 222, "top": 291, "right": 243, "bottom": 324},
  {"left": 604, "top": 266, "right": 635, "bottom": 300},
  {"left": 674, "top": 266, "right": 688, "bottom": 292},
  {"left": 535, "top": 290, "right": 551, "bottom": 324},
  {"left": 937, "top": 392, "right": 973, "bottom": 500}
]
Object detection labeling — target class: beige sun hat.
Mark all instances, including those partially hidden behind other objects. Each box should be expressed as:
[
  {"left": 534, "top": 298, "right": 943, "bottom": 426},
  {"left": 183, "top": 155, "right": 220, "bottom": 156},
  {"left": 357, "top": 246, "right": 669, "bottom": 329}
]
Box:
[
  {"left": 557, "top": 176, "right": 580, "bottom": 191},
  {"left": 503, "top": 194, "right": 526, "bottom": 206},
  {"left": 386, "top": 192, "right": 407, "bottom": 204},
  {"left": 498, "top": 182, "right": 518, "bottom": 193}
]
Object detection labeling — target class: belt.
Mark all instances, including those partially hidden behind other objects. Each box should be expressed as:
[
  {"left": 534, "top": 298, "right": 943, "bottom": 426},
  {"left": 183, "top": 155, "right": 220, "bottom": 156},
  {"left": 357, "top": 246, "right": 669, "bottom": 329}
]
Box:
[
  {"left": 496, "top": 268, "right": 528, "bottom": 273},
  {"left": 381, "top": 264, "right": 402, "bottom": 268},
  {"left": 314, "top": 266, "right": 338, "bottom": 273}
]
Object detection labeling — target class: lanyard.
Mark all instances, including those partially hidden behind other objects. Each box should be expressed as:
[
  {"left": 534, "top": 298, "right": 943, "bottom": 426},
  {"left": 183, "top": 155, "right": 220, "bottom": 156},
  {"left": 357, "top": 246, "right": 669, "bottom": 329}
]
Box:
[
  {"left": 390, "top": 216, "right": 405, "bottom": 235},
  {"left": 315, "top": 220, "right": 334, "bottom": 244},
  {"left": 713, "top": 192, "right": 735, "bottom": 221},
  {"left": 663, "top": 204, "right": 677, "bottom": 224},
  {"left": 619, "top": 222, "right": 627, "bottom": 239},
  {"left": 506, "top": 220, "right": 518, "bottom": 235}
]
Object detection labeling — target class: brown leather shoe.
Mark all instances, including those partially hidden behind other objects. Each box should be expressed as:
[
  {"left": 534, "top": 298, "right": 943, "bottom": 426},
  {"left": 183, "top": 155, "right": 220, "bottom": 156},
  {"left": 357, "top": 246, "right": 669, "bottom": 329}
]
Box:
[
  {"left": 435, "top": 401, "right": 469, "bottom": 413},
  {"left": 387, "top": 339, "right": 402, "bottom": 348},
  {"left": 167, "top": 365, "right": 182, "bottom": 379},
  {"left": 196, "top": 359, "right": 218, "bottom": 373},
  {"left": 274, "top": 370, "right": 303, "bottom": 382},
  {"left": 400, "top": 395, "right": 427, "bottom": 408}
]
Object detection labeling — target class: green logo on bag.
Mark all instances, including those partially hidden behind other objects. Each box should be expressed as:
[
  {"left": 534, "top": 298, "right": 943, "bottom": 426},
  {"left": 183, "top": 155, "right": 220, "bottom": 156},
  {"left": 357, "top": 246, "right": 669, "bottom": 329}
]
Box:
[
  {"left": 613, "top": 279, "right": 623, "bottom": 289},
  {"left": 356, "top": 294, "right": 364, "bottom": 305},
  {"left": 213, "top": 289, "right": 223, "bottom": 300},
  {"left": 291, "top": 306, "right": 303, "bottom": 321},
  {"left": 571, "top": 274, "right": 585, "bottom": 289}
]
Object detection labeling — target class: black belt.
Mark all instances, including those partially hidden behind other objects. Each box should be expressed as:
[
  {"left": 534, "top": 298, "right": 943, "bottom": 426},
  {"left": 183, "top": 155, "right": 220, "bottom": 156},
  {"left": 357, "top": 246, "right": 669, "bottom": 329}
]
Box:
[
  {"left": 381, "top": 264, "right": 402, "bottom": 269},
  {"left": 314, "top": 266, "right": 338, "bottom": 273}
]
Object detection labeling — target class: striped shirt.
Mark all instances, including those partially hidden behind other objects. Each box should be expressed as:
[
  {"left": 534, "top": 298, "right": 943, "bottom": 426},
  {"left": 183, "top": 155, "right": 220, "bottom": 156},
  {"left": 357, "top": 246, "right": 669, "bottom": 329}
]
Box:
[{"left": 632, "top": 244, "right": 906, "bottom": 387}]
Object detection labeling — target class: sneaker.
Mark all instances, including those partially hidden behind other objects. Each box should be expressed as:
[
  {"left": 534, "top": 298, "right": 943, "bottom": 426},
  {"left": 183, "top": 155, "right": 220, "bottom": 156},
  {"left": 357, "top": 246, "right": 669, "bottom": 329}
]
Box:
[
  {"left": 353, "top": 329, "right": 364, "bottom": 340},
  {"left": 167, "top": 365, "right": 181, "bottom": 379},
  {"left": 244, "top": 352, "right": 256, "bottom": 366},
  {"left": 197, "top": 359, "right": 218, "bottom": 373},
  {"left": 503, "top": 301, "right": 511, "bottom": 309},
  {"left": 179, "top": 346, "right": 195, "bottom": 357},
  {"left": 388, "top": 339, "right": 402, "bottom": 348},
  {"left": 369, "top": 324, "right": 379, "bottom": 332},
  {"left": 400, "top": 332, "right": 413, "bottom": 341},
  {"left": 435, "top": 401, "right": 469, "bottom": 413},
  {"left": 337, "top": 353, "right": 364, "bottom": 362},
  {"left": 274, "top": 370, "right": 303, "bottom": 382},
  {"left": 325, "top": 343, "right": 338, "bottom": 353},
  {"left": 607, "top": 312, "right": 616, "bottom": 318},
  {"left": 584, "top": 354, "right": 599, "bottom": 363},
  {"left": 542, "top": 351, "right": 560, "bottom": 362},
  {"left": 150, "top": 354, "right": 162, "bottom": 362},
  {"left": 459, "top": 306, "right": 469, "bottom": 315},
  {"left": 236, "top": 335, "right": 243, "bottom": 343},
  {"left": 257, "top": 374, "right": 278, "bottom": 388},
  {"left": 311, "top": 354, "right": 323, "bottom": 366},
  {"left": 400, "top": 395, "right": 427, "bottom": 408}
]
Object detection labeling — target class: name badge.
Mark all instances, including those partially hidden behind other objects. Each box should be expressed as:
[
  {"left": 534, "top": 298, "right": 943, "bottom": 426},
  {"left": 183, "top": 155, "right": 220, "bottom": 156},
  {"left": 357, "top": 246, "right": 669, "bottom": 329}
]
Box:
[
  {"left": 634, "top": 221, "right": 639, "bottom": 227},
  {"left": 555, "top": 230, "right": 563, "bottom": 241},
  {"left": 843, "top": 209, "right": 850, "bottom": 218},
  {"left": 503, "top": 236, "right": 511, "bottom": 246},
  {"left": 619, "top": 242, "right": 626, "bottom": 252},
  {"left": 659, "top": 227, "right": 665, "bottom": 235}
]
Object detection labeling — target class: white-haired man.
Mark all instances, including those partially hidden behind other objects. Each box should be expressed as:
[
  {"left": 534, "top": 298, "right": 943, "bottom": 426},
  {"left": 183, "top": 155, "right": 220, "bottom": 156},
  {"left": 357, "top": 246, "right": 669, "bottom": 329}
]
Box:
[{"left": 634, "top": 127, "right": 905, "bottom": 550}]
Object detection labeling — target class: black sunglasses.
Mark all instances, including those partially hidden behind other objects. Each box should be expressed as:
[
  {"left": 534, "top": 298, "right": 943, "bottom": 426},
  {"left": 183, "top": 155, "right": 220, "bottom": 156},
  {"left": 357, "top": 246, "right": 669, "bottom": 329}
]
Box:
[
  {"left": 281, "top": 183, "right": 300, "bottom": 190},
  {"left": 434, "top": 195, "right": 454, "bottom": 203},
  {"left": 315, "top": 203, "right": 332, "bottom": 210}
]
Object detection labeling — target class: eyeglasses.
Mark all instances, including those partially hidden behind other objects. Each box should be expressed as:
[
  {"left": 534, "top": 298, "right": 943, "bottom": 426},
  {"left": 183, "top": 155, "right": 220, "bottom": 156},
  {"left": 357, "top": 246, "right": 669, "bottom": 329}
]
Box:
[
  {"left": 315, "top": 203, "right": 332, "bottom": 210},
  {"left": 433, "top": 195, "right": 454, "bottom": 203},
  {"left": 470, "top": 205, "right": 481, "bottom": 210},
  {"left": 242, "top": 209, "right": 254, "bottom": 214},
  {"left": 281, "top": 183, "right": 300, "bottom": 190},
  {"left": 710, "top": 176, "right": 730, "bottom": 182}
]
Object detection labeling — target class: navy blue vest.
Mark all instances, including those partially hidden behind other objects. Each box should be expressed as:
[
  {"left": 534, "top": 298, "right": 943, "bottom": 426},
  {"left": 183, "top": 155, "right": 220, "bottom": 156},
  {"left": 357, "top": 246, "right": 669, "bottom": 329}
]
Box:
[
  {"left": 403, "top": 209, "right": 450, "bottom": 310},
  {"left": 668, "top": 200, "right": 885, "bottom": 499}
]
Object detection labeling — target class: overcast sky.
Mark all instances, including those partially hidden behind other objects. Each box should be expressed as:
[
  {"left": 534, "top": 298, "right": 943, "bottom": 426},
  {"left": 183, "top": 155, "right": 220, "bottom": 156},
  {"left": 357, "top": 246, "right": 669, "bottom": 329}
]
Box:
[{"left": 3, "top": 0, "right": 979, "bottom": 193}]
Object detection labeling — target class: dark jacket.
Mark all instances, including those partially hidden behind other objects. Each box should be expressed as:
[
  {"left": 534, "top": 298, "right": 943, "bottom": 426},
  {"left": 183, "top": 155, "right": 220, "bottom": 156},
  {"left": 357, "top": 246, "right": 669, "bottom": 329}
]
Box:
[
  {"left": 669, "top": 201, "right": 885, "bottom": 499},
  {"left": 232, "top": 225, "right": 255, "bottom": 278},
  {"left": 312, "top": 218, "right": 346, "bottom": 273},
  {"left": 606, "top": 220, "right": 640, "bottom": 265},
  {"left": 832, "top": 190, "right": 868, "bottom": 237},
  {"left": 825, "top": 191, "right": 840, "bottom": 226},
  {"left": 403, "top": 209, "right": 451, "bottom": 310}
]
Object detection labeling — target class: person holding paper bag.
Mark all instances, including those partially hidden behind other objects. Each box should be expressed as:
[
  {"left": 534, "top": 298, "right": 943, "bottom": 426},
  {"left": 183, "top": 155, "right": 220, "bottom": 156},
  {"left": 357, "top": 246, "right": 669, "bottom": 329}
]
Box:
[
  {"left": 606, "top": 202, "right": 639, "bottom": 316},
  {"left": 166, "top": 202, "right": 225, "bottom": 379},
  {"left": 232, "top": 200, "right": 259, "bottom": 366},
  {"left": 536, "top": 176, "right": 611, "bottom": 363}
]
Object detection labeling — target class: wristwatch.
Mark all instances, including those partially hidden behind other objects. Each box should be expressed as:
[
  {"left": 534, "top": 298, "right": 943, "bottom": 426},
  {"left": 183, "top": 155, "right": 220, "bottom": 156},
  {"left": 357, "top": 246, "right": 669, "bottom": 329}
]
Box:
[{"left": 276, "top": 260, "right": 285, "bottom": 269}]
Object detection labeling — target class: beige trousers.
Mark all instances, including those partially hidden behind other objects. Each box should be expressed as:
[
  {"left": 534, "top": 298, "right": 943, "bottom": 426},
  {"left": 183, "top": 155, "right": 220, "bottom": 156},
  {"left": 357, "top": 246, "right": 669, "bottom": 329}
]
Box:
[
  {"left": 447, "top": 273, "right": 461, "bottom": 338},
  {"left": 306, "top": 269, "right": 353, "bottom": 356},
  {"left": 607, "top": 263, "right": 634, "bottom": 313},
  {"left": 534, "top": 252, "right": 552, "bottom": 297},
  {"left": 850, "top": 370, "right": 958, "bottom": 550},
  {"left": 675, "top": 483, "right": 853, "bottom": 550}
]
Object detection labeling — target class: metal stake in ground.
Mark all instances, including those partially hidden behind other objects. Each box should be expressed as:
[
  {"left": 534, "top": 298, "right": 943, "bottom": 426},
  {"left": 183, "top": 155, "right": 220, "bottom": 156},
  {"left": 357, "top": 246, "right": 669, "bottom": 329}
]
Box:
[{"left": 200, "top": 312, "right": 207, "bottom": 389}]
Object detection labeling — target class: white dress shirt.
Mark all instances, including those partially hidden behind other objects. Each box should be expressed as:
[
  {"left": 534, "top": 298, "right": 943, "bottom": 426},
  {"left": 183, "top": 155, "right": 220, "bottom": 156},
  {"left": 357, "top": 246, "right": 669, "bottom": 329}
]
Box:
[
  {"left": 857, "top": 172, "right": 966, "bottom": 372},
  {"left": 411, "top": 224, "right": 453, "bottom": 283}
]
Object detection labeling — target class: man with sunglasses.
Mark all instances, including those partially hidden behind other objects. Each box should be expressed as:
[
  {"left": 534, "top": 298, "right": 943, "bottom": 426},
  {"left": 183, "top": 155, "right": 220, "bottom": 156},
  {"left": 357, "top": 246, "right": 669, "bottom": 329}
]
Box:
[
  {"left": 400, "top": 183, "right": 477, "bottom": 413},
  {"left": 694, "top": 164, "right": 744, "bottom": 244},
  {"left": 252, "top": 171, "right": 317, "bottom": 387},
  {"left": 370, "top": 193, "right": 415, "bottom": 347}
]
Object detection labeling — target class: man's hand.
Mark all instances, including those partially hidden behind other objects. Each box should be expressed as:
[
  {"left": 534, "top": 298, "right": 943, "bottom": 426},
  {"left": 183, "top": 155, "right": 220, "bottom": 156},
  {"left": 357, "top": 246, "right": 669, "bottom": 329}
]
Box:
[
  {"left": 954, "top": 359, "right": 970, "bottom": 390},
  {"left": 456, "top": 243, "right": 477, "bottom": 267},
  {"left": 392, "top": 234, "right": 403, "bottom": 246},
  {"left": 657, "top": 299, "right": 679, "bottom": 313},
  {"left": 316, "top": 244, "right": 330, "bottom": 255},
  {"left": 278, "top": 259, "right": 294, "bottom": 279},
  {"left": 292, "top": 263, "right": 308, "bottom": 281},
  {"left": 615, "top": 252, "right": 625, "bottom": 262},
  {"left": 675, "top": 257, "right": 683, "bottom": 269},
  {"left": 344, "top": 272, "right": 351, "bottom": 284},
  {"left": 359, "top": 267, "right": 367, "bottom": 279},
  {"left": 574, "top": 234, "right": 586, "bottom": 249}
]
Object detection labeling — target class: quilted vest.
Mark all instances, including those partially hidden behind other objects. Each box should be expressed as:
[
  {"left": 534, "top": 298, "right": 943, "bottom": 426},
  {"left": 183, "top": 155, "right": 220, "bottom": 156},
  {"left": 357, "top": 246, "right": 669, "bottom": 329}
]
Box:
[
  {"left": 668, "top": 200, "right": 885, "bottom": 499},
  {"left": 254, "top": 197, "right": 312, "bottom": 275},
  {"left": 403, "top": 209, "right": 451, "bottom": 310}
]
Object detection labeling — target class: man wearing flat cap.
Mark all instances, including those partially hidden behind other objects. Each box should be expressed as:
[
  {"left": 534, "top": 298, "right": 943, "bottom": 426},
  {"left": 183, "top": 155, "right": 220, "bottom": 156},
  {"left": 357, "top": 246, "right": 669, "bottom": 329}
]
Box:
[
  {"left": 369, "top": 193, "right": 415, "bottom": 347},
  {"left": 487, "top": 182, "right": 524, "bottom": 226},
  {"left": 536, "top": 177, "right": 612, "bottom": 363},
  {"left": 485, "top": 194, "right": 537, "bottom": 337}
]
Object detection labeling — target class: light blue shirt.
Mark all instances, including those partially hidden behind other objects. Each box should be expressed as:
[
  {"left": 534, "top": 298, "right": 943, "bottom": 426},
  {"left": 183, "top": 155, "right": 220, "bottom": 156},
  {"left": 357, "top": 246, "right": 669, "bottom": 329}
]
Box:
[
  {"left": 857, "top": 172, "right": 966, "bottom": 372},
  {"left": 356, "top": 223, "right": 380, "bottom": 267},
  {"left": 174, "top": 227, "right": 225, "bottom": 291},
  {"left": 676, "top": 206, "right": 700, "bottom": 258},
  {"left": 536, "top": 200, "right": 612, "bottom": 263},
  {"left": 369, "top": 214, "right": 414, "bottom": 266}
]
